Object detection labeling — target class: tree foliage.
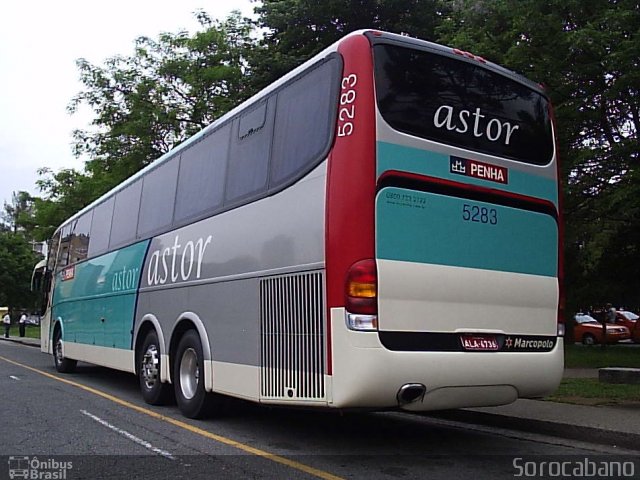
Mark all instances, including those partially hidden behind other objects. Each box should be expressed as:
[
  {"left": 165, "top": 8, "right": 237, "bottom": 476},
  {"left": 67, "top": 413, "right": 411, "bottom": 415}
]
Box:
[
  {"left": 436, "top": 0, "right": 640, "bottom": 309},
  {"left": 26, "top": 2, "right": 640, "bottom": 312},
  {"left": 69, "top": 11, "right": 253, "bottom": 186},
  {"left": 2, "top": 191, "right": 36, "bottom": 236},
  {"left": 0, "top": 232, "right": 40, "bottom": 312},
  {"left": 33, "top": 11, "right": 255, "bottom": 237},
  {"left": 251, "top": 0, "right": 444, "bottom": 89}
]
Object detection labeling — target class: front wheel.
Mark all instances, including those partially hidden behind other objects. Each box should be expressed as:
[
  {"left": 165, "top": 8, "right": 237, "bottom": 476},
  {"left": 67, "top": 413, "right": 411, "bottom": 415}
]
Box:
[
  {"left": 582, "top": 333, "right": 596, "bottom": 346},
  {"left": 174, "top": 330, "right": 218, "bottom": 418},
  {"left": 53, "top": 328, "right": 77, "bottom": 373},
  {"left": 139, "top": 330, "right": 173, "bottom": 405}
]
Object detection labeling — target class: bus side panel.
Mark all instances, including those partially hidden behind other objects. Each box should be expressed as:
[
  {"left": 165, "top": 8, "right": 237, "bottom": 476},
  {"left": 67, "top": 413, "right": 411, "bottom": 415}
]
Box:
[
  {"left": 135, "top": 165, "right": 327, "bottom": 402},
  {"left": 51, "top": 240, "right": 150, "bottom": 370}
]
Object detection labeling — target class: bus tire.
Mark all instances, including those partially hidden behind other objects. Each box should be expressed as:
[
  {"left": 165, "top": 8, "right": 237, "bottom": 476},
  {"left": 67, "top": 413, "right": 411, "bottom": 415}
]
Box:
[
  {"left": 139, "top": 330, "right": 173, "bottom": 405},
  {"left": 53, "top": 327, "right": 77, "bottom": 373},
  {"left": 174, "top": 329, "right": 212, "bottom": 418}
]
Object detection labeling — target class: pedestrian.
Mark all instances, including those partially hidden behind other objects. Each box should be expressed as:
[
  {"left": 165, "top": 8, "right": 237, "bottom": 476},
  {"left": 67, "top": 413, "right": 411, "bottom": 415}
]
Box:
[
  {"left": 3, "top": 311, "right": 10, "bottom": 338},
  {"left": 19, "top": 312, "right": 26, "bottom": 337},
  {"left": 605, "top": 303, "right": 616, "bottom": 324}
]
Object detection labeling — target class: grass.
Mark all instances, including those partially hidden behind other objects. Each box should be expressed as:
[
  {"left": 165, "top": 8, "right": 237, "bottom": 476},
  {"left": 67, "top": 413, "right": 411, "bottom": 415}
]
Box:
[
  {"left": 4, "top": 324, "right": 41, "bottom": 340},
  {"left": 543, "top": 343, "right": 640, "bottom": 405},
  {"left": 564, "top": 343, "right": 640, "bottom": 369},
  {"left": 548, "top": 378, "right": 640, "bottom": 406}
]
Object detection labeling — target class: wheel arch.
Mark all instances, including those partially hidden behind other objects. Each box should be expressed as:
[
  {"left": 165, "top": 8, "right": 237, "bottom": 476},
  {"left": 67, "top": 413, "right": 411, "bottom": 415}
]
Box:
[
  {"left": 133, "top": 314, "right": 169, "bottom": 378},
  {"left": 169, "top": 312, "right": 213, "bottom": 392}
]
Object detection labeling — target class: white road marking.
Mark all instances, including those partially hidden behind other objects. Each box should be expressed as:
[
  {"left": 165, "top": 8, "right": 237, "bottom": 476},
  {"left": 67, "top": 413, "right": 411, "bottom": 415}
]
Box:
[
  {"left": 9, "top": 375, "right": 20, "bottom": 380},
  {"left": 80, "top": 410, "right": 176, "bottom": 460}
]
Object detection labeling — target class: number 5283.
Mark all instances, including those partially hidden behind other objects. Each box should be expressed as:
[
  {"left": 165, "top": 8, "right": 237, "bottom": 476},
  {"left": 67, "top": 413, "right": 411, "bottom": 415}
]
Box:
[{"left": 462, "top": 204, "right": 498, "bottom": 225}]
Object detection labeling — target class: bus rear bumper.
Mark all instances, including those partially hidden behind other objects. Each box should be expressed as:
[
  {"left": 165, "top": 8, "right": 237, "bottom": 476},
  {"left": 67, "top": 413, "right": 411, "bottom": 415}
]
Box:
[{"left": 329, "top": 308, "right": 564, "bottom": 411}]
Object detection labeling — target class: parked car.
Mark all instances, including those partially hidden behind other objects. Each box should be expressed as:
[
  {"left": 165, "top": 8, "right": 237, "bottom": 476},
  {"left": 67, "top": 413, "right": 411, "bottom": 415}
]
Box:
[
  {"left": 573, "top": 313, "right": 630, "bottom": 345},
  {"left": 25, "top": 314, "right": 40, "bottom": 325},
  {"left": 613, "top": 310, "right": 638, "bottom": 331}
]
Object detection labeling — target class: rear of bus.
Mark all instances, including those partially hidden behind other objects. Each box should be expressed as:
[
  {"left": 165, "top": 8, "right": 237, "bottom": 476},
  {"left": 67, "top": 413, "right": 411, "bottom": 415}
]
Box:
[{"left": 327, "top": 31, "right": 562, "bottom": 411}]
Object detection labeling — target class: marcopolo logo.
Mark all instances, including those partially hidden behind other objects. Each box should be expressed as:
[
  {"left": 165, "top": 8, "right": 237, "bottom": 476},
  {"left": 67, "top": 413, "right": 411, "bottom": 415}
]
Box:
[
  {"left": 8, "top": 456, "right": 72, "bottom": 479},
  {"left": 503, "top": 336, "right": 556, "bottom": 352}
]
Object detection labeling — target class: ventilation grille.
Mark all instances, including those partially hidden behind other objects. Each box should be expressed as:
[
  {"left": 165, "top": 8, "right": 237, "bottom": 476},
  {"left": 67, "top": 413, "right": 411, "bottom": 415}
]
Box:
[{"left": 260, "top": 272, "right": 325, "bottom": 400}]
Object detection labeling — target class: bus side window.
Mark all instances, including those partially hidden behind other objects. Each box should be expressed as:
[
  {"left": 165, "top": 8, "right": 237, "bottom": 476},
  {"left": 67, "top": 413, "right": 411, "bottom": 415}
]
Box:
[
  {"left": 225, "top": 99, "right": 275, "bottom": 205},
  {"left": 88, "top": 198, "right": 114, "bottom": 258},
  {"left": 110, "top": 180, "right": 143, "bottom": 249},
  {"left": 69, "top": 211, "right": 93, "bottom": 265},
  {"left": 47, "top": 232, "right": 61, "bottom": 273},
  {"left": 137, "top": 158, "right": 178, "bottom": 239},
  {"left": 270, "top": 57, "right": 341, "bottom": 186},
  {"left": 56, "top": 225, "right": 73, "bottom": 272},
  {"left": 174, "top": 124, "right": 231, "bottom": 224}
]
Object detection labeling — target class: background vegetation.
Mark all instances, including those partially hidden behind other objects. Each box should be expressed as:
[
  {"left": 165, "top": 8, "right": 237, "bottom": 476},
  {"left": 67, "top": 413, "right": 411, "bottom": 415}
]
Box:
[{"left": 2, "top": 0, "right": 639, "bottom": 315}]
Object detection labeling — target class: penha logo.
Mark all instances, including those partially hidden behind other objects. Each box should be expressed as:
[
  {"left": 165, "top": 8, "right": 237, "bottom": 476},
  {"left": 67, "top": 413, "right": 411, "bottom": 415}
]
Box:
[
  {"left": 60, "top": 266, "right": 75, "bottom": 282},
  {"left": 450, "top": 156, "right": 509, "bottom": 185}
]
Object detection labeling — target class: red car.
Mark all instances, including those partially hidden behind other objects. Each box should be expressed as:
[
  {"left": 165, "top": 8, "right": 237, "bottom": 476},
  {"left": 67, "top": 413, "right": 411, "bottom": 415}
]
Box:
[
  {"left": 573, "top": 314, "right": 630, "bottom": 345},
  {"left": 614, "top": 310, "right": 638, "bottom": 330}
]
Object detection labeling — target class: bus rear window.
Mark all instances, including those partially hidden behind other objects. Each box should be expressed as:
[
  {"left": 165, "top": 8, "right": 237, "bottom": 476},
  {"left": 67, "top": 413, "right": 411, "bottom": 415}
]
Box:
[{"left": 373, "top": 44, "right": 553, "bottom": 165}]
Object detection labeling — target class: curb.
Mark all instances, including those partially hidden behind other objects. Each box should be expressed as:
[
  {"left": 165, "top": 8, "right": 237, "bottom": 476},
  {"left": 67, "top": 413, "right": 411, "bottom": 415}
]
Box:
[
  {"left": 428, "top": 409, "right": 640, "bottom": 451},
  {"left": 0, "top": 337, "right": 40, "bottom": 348}
]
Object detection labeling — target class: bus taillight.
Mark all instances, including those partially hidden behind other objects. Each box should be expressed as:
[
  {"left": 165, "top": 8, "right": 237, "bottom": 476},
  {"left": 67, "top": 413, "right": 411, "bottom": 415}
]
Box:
[{"left": 345, "top": 259, "right": 378, "bottom": 331}]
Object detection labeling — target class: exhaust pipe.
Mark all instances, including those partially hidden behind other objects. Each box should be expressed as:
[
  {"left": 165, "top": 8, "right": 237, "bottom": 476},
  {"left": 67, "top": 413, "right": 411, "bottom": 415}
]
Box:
[{"left": 397, "top": 383, "right": 426, "bottom": 406}]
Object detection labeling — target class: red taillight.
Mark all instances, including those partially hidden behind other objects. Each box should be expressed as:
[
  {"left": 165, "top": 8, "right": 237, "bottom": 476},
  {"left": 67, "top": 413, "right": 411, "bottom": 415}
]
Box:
[{"left": 345, "top": 259, "right": 378, "bottom": 315}]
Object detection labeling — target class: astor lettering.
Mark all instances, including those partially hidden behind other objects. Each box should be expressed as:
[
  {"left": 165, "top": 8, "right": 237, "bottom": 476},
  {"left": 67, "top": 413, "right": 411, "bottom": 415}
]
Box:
[
  {"left": 112, "top": 266, "right": 139, "bottom": 292},
  {"left": 434, "top": 105, "right": 520, "bottom": 145},
  {"left": 147, "top": 235, "right": 212, "bottom": 286}
]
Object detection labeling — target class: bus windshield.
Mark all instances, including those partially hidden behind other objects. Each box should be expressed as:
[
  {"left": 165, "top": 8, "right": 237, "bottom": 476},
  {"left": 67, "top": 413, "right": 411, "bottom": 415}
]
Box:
[{"left": 373, "top": 43, "right": 554, "bottom": 165}]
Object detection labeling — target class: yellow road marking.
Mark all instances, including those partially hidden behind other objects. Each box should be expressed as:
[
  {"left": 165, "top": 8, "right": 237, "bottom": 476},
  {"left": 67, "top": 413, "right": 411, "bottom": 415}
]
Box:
[{"left": 0, "top": 354, "right": 343, "bottom": 480}]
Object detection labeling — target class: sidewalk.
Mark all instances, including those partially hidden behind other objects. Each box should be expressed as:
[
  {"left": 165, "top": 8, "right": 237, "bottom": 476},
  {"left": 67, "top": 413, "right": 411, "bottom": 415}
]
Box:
[
  {"left": 2, "top": 336, "right": 638, "bottom": 451},
  {"left": 0, "top": 336, "right": 41, "bottom": 348},
  {"left": 432, "top": 368, "right": 640, "bottom": 451}
]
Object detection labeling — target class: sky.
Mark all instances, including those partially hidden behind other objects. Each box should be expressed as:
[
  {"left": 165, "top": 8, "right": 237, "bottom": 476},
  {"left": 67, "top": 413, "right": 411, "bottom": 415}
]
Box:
[{"left": 0, "top": 0, "right": 254, "bottom": 213}]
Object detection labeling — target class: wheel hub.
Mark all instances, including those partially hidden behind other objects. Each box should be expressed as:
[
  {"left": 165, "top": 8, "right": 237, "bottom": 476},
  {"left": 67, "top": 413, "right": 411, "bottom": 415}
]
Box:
[
  {"left": 142, "top": 345, "right": 160, "bottom": 389},
  {"left": 179, "top": 347, "right": 199, "bottom": 400}
]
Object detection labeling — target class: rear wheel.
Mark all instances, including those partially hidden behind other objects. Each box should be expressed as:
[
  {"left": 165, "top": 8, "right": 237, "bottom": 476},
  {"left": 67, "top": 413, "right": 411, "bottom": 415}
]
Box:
[
  {"left": 139, "top": 330, "right": 172, "bottom": 405},
  {"left": 53, "top": 328, "right": 77, "bottom": 373},
  {"left": 173, "top": 329, "right": 220, "bottom": 418},
  {"left": 582, "top": 333, "right": 596, "bottom": 346}
]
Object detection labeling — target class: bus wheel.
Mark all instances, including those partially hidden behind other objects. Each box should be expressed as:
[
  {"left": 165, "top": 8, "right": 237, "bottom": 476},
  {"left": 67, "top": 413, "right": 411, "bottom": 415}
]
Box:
[
  {"left": 582, "top": 333, "right": 596, "bottom": 346},
  {"left": 174, "top": 329, "right": 210, "bottom": 418},
  {"left": 139, "top": 330, "right": 172, "bottom": 405},
  {"left": 53, "top": 328, "right": 77, "bottom": 373}
]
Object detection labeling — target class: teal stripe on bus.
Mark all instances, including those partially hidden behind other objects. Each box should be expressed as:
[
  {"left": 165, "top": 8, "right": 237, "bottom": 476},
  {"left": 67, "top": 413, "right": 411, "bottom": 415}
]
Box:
[
  {"left": 376, "top": 188, "right": 558, "bottom": 277},
  {"left": 51, "top": 240, "right": 150, "bottom": 349},
  {"left": 377, "top": 142, "right": 559, "bottom": 207}
]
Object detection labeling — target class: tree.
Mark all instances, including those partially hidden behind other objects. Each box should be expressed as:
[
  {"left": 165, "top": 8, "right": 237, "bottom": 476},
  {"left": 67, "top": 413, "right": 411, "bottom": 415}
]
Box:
[
  {"left": 0, "top": 232, "right": 40, "bottom": 313},
  {"left": 33, "top": 11, "right": 256, "bottom": 239},
  {"left": 436, "top": 0, "right": 640, "bottom": 311},
  {"left": 251, "top": 0, "right": 445, "bottom": 89},
  {"left": 2, "top": 191, "right": 36, "bottom": 235},
  {"left": 69, "top": 11, "right": 254, "bottom": 187}
]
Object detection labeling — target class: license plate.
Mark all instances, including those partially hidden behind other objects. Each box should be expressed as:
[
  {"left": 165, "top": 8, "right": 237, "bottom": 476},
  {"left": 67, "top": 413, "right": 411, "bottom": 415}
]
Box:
[{"left": 460, "top": 334, "right": 499, "bottom": 351}]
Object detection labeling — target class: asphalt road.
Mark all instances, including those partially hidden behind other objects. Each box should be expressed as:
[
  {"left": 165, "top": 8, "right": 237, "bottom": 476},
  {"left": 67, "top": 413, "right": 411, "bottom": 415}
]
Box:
[{"left": 1, "top": 341, "right": 638, "bottom": 480}]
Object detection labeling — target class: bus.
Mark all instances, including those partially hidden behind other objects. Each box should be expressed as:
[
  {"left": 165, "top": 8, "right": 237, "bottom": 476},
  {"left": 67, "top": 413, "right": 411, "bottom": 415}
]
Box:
[{"left": 36, "top": 30, "right": 563, "bottom": 419}]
